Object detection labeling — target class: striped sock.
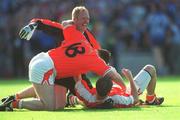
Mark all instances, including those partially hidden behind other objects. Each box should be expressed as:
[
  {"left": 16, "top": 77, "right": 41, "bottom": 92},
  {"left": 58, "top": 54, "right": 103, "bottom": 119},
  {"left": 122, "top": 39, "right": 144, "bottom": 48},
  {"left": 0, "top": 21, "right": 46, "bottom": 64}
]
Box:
[{"left": 11, "top": 100, "right": 19, "bottom": 108}]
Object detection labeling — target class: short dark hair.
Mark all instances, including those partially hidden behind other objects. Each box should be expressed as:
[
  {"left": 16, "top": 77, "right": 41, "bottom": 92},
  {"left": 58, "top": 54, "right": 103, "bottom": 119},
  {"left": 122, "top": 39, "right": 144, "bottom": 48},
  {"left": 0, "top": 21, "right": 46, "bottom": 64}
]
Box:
[
  {"left": 98, "top": 49, "right": 111, "bottom": 64},
  {"left": 96, "top": 77, "right": 113, "bottom": 97}
]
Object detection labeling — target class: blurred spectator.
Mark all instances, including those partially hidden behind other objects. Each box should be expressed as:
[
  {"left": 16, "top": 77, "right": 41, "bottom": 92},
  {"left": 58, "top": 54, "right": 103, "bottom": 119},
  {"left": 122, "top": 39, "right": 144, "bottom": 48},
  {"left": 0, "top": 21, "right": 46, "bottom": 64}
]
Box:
[
  {"left": 144, "top": 2, "right": 171, "bottom": 75},
  {"left": 30, "top": 31, "right": 56, "bottom": 55},
  {"left": 167, "top": 19, "right": 180, "bottom": 74}
]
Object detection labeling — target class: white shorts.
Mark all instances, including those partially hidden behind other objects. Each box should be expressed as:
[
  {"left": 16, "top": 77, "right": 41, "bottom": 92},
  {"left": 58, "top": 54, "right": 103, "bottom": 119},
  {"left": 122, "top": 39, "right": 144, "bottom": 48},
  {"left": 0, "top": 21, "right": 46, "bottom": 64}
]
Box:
[
  {"left": 127, "top": 70, "right": 151, "bottom": 95},
  {"left": 28, "top": 52, "right": 56, "bottom": 85}
]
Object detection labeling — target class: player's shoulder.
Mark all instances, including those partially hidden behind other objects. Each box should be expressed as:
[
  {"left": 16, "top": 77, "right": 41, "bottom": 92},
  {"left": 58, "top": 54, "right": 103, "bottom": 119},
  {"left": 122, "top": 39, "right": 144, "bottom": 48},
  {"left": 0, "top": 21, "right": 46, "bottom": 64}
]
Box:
[{"left": 63, "top": 25, "right": 86, "bottom": 41}]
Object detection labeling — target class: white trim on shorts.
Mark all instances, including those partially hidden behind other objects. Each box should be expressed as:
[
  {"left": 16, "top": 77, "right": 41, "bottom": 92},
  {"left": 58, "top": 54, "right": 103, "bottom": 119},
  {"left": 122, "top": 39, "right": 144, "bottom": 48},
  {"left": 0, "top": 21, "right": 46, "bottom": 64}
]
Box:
[{"left": 28, "top": 52, "right": 56, "bottom": 85}]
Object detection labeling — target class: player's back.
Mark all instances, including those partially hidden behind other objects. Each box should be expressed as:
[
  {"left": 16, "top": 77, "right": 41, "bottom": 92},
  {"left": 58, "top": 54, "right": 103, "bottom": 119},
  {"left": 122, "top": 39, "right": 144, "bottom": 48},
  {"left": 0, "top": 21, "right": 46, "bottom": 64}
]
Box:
[{"left": 48, "top": 25, "right": 108, "bottom": 79}]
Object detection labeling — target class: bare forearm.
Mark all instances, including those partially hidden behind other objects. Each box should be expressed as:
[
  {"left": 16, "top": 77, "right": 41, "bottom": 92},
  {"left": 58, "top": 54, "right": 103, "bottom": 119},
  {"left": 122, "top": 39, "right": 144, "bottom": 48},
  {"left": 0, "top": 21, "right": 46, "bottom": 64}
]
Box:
[
  {"left": 122, "top": 68, "right": 138, "bottom": 104},
  {"left": 114, "top": 73, "right": 126, "bottom": 87},
  {"left": 129, "top": 80, "right": 139, "bottom": 104},
  {"left": 105, "top": 71, "right": 126, "bottom": 87}
]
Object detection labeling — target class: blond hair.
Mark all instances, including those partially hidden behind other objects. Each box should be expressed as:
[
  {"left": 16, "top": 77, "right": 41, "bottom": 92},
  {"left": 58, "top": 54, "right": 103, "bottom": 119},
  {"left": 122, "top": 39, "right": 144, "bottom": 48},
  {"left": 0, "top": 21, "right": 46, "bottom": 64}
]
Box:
[{"left": 72, "top": 6, "right": 89, "bottom": 20}]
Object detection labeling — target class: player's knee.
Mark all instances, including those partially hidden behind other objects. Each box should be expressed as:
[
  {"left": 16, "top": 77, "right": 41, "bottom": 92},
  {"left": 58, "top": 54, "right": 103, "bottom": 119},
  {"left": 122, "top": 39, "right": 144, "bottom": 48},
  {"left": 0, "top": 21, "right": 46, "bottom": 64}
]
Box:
[{"left": 144, "top": 64, "right": 156, "bottom": 76}]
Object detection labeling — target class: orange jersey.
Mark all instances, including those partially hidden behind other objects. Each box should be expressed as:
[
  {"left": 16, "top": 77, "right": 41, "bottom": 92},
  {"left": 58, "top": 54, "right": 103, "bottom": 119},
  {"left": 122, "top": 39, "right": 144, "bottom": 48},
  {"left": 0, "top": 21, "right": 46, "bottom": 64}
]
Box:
[
  {"left": 48, "top": 25, "right": 110, "bottom": 79},
  {"left": 84, "top": 29, "right": 101, "bottom": 50}
]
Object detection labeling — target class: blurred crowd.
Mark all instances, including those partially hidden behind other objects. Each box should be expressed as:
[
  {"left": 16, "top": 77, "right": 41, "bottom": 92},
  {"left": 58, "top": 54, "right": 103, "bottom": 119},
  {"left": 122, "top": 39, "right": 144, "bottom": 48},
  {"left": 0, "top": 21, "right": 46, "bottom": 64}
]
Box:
[{"left": 0, "top": 0, "right": 180, "bottom": 78}]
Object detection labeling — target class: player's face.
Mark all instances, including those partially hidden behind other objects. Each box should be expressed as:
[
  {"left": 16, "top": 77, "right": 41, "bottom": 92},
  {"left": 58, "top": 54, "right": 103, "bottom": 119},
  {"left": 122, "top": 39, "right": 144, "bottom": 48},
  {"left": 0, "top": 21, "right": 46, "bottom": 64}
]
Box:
[{"left": 74, "top": 10, "right": 90, "bottom": 32}]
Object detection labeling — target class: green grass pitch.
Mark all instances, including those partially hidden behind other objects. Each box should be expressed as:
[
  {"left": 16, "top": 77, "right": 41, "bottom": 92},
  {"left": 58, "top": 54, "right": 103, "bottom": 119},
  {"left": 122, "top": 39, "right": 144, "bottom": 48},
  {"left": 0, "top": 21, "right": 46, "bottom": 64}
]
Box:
[{"left": 0, "top": 76, "right": 180, "bottom": 120}]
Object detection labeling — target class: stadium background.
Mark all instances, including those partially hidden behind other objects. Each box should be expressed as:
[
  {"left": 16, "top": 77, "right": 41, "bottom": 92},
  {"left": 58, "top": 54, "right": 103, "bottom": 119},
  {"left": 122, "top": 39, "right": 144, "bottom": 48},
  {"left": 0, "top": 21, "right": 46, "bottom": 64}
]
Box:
[{"left": 0, "top": 0, "right": 179, "bottom": 78}]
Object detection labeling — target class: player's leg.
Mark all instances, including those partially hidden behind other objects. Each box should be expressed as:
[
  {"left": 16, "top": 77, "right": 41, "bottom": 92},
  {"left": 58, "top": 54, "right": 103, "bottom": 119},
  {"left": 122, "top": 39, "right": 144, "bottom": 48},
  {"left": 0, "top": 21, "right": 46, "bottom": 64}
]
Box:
[
  {"left": 133, "top": 64, "right": 164, "bottom": 105},
  {"left": 54, "top": 77, "right": 77, "bottom": 107},
  {"left": 143, "top": 65, "right": 164, "bottom": 105},
  {"left": 15, "top": 85, "right": 36, "bottom": 99},
  {"left": 7, "top": 82, "right": 67, "bottom": 110},
  {"left": 1, "top": 85, "right": 36, "bottom": 106},
  {"left": 15, "top": 52, "right": 58, "bottom": 110},
  {"left": 143, "top": 64, "right": 156, "bottom": 95},
  {"left": 14, "top": 52, "right": 63, "bottom": 110},
  {"left": 17, "top": 83, "right": 55, "bottom": 110},
  {"left": 22, "top": 52, "right": 60, "bottom": 110},
  {"left": 13, "top": 84, "right": 67, "bottom": 110},
  {"left": 0, "top": 84, "right": 56, "bottom": 111},
  {"left": 54, "top": 84, "right": 67, "bottom": 109}
]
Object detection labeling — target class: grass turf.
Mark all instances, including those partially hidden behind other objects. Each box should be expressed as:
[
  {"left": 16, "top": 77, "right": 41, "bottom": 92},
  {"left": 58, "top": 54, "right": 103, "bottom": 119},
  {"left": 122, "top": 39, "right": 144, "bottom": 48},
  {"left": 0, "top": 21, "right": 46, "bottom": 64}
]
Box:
[{"left": 0, "top": 76, "right": 180, "bottom": 120}]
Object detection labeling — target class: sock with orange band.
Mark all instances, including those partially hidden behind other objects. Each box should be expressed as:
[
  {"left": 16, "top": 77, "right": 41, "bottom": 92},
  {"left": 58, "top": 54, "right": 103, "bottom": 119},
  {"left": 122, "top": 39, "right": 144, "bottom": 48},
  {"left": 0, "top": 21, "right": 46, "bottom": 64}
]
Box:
[
  {"left": 11, "top": 99, "right": 23, "bottom": 109},
  {"left": 146, "top": 94, "right": 156, "bottom": 103},
  {"left": 11, "top": 100, "right": 19, "bottom": 108}
]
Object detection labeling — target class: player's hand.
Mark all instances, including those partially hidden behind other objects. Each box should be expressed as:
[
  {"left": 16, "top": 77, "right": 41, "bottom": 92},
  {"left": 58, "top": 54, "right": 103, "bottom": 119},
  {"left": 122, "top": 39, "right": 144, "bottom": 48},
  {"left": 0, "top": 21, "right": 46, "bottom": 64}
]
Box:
[
  {"left": 122, "top": 68, "right": 133, "bottom": 82},
  {"left": 19, "top": 22, "right": 38, "bottom": 40}
]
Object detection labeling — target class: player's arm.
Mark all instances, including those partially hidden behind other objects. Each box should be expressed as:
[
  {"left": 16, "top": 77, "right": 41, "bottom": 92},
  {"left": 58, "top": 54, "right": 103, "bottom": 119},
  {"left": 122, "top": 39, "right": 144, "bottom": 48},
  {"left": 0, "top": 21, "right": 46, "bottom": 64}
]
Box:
[
  {"left": 122, "top": 69, "right": 139, "bottom": 104},
  {"left": 91, "top": 54, "right": 125, "bottom": 87},
  {"left": 30, "top": 18, "right": 63, "bottom": 32},
  {"left": 19, "top": 18, "right": 64, "bottom": 43},
  {"left": 103, "top": 67, "right": 126, "bottom": 88}
]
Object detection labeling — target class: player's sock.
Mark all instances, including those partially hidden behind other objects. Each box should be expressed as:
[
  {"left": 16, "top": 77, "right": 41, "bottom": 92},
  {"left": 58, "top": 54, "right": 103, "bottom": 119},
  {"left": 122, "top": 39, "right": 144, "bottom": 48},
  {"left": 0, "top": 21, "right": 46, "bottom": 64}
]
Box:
[
  {"left": 146, "top": 94, "right": 156, "bottom": 103},
  {"left": 11, "top": 99, "right": 23, "bottom": 109},
  {"left": 11, "top": 100, "right": 19, "bottom": 108},
  {"left": 15, "top": 94, "right": 21, "bottom": 100},
  {"left": 145, "top": 94, "right": 164, "bottom": 105}
]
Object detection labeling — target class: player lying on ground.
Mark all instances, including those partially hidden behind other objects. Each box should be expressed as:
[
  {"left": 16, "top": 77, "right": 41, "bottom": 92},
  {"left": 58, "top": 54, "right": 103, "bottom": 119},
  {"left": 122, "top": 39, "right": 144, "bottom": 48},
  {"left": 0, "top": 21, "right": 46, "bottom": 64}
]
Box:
[{"left": 68, "top": 65, "right": 164, "bottom": 108}]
